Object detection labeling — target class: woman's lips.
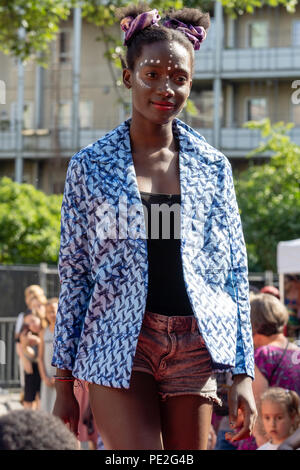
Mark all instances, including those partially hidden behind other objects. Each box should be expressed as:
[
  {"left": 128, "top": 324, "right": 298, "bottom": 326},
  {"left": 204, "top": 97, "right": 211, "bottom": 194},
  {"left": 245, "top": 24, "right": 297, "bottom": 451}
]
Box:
[{"left": 151, "top": 101, "right": 175, "bottom": 110}]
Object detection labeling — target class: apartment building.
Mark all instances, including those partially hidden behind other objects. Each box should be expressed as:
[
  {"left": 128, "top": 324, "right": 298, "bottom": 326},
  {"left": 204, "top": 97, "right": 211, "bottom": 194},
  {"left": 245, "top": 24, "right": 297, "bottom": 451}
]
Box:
[{"left": 0, "top": 1, "right": 299, "bottom": 194}]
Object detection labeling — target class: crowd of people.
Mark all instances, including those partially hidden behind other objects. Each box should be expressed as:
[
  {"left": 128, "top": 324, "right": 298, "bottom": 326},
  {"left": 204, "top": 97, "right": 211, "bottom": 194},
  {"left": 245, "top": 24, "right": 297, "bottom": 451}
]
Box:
[
  {"left": 0, "top": 282, "right": 297, "bottom": 450},
  {"left": 209, "top": 285, "right": 300, "bottom": 451},
  {"left": 12, "top": 284, "right": 103, "bottom": 450}
]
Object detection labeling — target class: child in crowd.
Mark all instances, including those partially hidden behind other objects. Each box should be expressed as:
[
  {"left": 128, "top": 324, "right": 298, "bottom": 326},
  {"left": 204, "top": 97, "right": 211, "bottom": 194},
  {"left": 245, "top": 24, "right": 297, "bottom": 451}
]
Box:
[
  {"left": 19, "top": 312, "right": 42, "bottom": 409},
  {"left": 257, "top": 387, "right": 300, "bottom": 450},
  {"left": 15, "top": 285, "right": 46, "bottom": 394},
  {"left": 26, "top": 293, "right": 47, "bottom": 329},
  {"left": 38, "top": 298, "right": 58, "bottom": 413}
]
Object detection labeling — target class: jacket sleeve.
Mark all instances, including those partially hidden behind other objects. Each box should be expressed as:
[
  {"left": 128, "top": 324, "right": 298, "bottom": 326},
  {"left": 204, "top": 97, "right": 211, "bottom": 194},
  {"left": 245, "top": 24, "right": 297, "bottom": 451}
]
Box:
[
  {"left": 222, "top": 158, "right": 255, "bottom": 379},
  {"left": 51, "top": 156, "right": 93, "bottom": 371}
]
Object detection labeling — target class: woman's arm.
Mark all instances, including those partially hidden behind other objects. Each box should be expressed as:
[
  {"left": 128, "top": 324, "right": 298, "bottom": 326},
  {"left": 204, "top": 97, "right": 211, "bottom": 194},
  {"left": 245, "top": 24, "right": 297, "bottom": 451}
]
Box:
[
  {"left": 19, "top": 331, "right": 35, "bottom": 360},
  {"left": 219, "top": 159, "right": 257, "bottom": 440},
  {"left": 51, "top": 156, "right": 93, "bottom": 372}
]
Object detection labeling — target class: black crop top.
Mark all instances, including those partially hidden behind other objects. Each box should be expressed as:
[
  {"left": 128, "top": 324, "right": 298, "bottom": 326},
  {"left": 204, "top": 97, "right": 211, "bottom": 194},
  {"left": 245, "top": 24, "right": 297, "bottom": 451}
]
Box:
[{"left": 140, "top": 191, "right": 194, "bottom": 317}]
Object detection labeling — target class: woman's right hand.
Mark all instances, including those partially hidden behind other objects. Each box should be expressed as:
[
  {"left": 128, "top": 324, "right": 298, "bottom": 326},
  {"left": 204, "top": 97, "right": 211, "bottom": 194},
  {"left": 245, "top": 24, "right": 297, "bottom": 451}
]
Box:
[{"left": 52, "top": 385, "right": 80, "bottom": 437}]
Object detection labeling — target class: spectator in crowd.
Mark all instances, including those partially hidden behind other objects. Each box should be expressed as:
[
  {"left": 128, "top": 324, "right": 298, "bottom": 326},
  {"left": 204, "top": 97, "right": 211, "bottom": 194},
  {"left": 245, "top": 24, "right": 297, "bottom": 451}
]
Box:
[
  {"left": 232, "top": 293, "right": 300, "bottom": 450},
  {"left": 38, "top": 298, "right": 58, "bottom": 413},
  {"left": 256, "top": 387, "right": 300, "bottom": 450},
  {"left": 15, "top": 285, "right": 46, "bottom": 396},
  {"left": 19, "top": 312, "right": 42, "bottom": 409},
  {"left": 284, "top": 275, "right": 300, "bottom": 338},
  {"left": 251, "top": 294, "right": 300, "bottom": 397},
  {"left": 260, "top": 285, "right": 280, "bottom": 299},
  {"left": 0, "top": 409, "right": 78, "bottom": 450},
  {"left": 278, "top": 426, "right": 300, "bottom": 450},
  {"left": 26, "top": 293, "right": 47, "bottom": 329}
]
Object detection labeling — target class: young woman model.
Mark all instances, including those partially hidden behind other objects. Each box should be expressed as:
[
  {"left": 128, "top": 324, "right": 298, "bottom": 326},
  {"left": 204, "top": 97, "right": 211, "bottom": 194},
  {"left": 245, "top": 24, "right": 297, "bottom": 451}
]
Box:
[{"left": 52, "top": 5, "right": 257, "bottom": 450}]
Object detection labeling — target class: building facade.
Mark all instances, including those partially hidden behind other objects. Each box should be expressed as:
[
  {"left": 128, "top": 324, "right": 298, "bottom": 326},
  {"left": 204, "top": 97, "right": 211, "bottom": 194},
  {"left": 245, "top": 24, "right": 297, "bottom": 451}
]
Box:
[{"left": 0, "top": 2, "right": 299, "bottom": 193}]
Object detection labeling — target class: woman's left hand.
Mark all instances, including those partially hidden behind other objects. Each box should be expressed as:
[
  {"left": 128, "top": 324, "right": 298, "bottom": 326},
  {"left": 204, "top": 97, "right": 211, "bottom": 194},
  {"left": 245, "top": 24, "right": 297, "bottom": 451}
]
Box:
[{"left": 226, "top": 374, "right": 257, "bottom": 442}]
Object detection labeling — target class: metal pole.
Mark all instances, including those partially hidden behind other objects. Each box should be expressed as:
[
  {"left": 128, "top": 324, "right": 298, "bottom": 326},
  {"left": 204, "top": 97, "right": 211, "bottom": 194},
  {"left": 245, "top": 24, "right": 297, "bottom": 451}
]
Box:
[
  {"left": 39, "top": 263, "right": 48, "bottom": 296},
  {"left": 72, "top": 6, "right": 82, "bottom": 151},
  {"left": 34, "top": 60, "right": 44, "bottom": 129},
  {"left": 15, "top": 28, "right": 25, "bottom": 183},
  {"left": 213, "top": 0, "right": 223, "bottom": 149}
]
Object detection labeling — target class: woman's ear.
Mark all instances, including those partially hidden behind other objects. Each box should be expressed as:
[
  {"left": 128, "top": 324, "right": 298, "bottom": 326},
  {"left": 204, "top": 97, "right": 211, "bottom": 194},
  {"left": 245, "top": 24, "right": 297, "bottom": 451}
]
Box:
[{"left": 123, "top": 68, "right": 132, "bottom": 89}]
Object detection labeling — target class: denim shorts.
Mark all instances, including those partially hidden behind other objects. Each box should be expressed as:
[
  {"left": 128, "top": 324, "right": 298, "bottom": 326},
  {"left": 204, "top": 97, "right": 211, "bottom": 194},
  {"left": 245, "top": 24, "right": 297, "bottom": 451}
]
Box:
[{"left": 132, "top": 311, "right": 222, "bottom": 404}]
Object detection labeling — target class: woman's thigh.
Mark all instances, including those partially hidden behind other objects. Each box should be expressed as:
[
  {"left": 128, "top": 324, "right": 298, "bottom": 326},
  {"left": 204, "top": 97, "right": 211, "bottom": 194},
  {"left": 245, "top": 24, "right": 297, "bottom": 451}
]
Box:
[
  {"left": 88, "top": 371, "right": 163, "bottom": 450},
  {"left": 160, "top": 395, "right": 213, "bottom": 450}
]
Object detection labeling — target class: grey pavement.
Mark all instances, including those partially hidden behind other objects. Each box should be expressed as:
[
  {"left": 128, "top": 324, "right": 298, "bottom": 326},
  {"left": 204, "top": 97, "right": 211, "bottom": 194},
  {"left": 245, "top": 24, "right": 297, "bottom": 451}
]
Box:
[{"left": 0, "top": 388, "right": 23, "bottom": 416}]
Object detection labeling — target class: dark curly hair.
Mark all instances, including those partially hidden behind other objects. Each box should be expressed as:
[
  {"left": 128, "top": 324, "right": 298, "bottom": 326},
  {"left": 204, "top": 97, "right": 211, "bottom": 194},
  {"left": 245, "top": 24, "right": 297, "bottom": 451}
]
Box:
[
  {"left": 0, "top": 409, "right": 78, "bottom": 450},
  {"left": 116, "top": 2, "right": 210, "bottom": 70}
]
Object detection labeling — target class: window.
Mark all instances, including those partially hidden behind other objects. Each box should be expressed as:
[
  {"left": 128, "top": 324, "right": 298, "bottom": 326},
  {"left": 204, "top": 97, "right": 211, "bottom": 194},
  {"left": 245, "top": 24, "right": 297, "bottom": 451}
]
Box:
[
  {"left": 58, "top": 30, "right": 72, "bottom": 63},
  {"left": 292, "top": 21, "right": 300, "bottom": 46},
  {"left": 247, "top": 22, "right": 268, "bottom": 48},
  {"left": 79, "top": 101, "right": 93, "bottom": 129},
  {"left": 188, "top": 90, "right": 216, "bottom": 128},
  {"left": 57, "top": 101, "right": 93, "bottom": 129},
  {"left": 11, "top": 102, "right": 34, "bottom": 129},
  {"left": 292, "top": 103, "right": 300, "bottom": 125},
  {"left": 246, "top": 98, "right": 267, "bottom": 121},
  {"left": 58, "top": 102, "right": 71, "bottom": 128}
]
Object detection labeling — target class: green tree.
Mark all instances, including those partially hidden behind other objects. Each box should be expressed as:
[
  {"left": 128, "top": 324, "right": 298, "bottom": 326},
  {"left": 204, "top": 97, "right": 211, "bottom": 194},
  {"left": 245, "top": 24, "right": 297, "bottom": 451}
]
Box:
[
  {"left": 0, "top": 0, "right": 74, "bottom": 64},
  {"left": 0, "top": 177, "right": 62, "bottom": 264},
  {"left": 235, "top": 118, "right": 300, "bottom": 272},
  {"left": 0, "top": 0, "right": 297, "bottom": 62},
  {"left": 221, "top": 0, "right": 297, "bottom": 17}
]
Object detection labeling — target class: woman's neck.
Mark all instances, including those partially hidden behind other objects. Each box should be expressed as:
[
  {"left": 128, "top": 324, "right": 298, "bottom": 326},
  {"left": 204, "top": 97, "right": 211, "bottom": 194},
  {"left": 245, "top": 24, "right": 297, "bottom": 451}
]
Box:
[
  {"left": 253, "top": 333, "right": 287, "bottom": 349},
  {"left": 129, "top": 116, "right": 176, "bottom": 156}
]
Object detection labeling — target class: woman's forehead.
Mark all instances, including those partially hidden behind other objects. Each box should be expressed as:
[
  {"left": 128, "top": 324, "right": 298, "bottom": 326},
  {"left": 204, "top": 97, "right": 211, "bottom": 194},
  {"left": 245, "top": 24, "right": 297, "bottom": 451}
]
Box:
[{"left": 137, "top": 41, "right": 192, "bottom": 67}]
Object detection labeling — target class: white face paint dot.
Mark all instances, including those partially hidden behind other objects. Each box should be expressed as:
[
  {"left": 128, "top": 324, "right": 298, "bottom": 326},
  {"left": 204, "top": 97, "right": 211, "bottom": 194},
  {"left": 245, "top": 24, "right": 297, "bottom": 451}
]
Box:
[
  {"left": 175, "top": 64, "right": 178, "bottom": 68},
  {"left": 156, "top": 60, "right": 160, "bottom": 63},
  {"left": 144, "top": 59, "right": 148, "bottom": 63},
  {"left": 167, "top": 67, "right": 171, "bottom": 70},
  {"left": 150, "top": 59, "right": 154, "bottom": 63},
  {"left": 140, "top": 62, "right": 143, "bottom": 66}
]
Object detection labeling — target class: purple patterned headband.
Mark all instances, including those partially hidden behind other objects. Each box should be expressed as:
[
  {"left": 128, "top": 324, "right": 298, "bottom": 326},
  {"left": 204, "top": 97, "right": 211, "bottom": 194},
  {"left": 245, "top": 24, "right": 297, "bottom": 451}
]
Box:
[
  {"left": 163, "top": 18, "right": 207, "bottom": 50},
  {"left": 120, "top": 9, "right": 161, "bottom": 45}
]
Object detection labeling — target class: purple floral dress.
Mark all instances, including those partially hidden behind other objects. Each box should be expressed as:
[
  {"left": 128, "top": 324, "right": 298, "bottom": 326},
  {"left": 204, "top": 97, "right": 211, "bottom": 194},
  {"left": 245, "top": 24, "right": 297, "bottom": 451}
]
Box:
[
  {"left": 236, "top": 344, "right": 300, "bottom": 450},
  {"left": 254, "top": 344, "right": 300, "bottom": 394}
]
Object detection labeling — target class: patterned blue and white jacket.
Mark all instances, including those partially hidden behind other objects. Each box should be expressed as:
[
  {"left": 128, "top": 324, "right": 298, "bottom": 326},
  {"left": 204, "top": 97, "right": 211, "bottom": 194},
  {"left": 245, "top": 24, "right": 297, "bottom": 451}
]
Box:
[{"left": 52, "top": 118, "right": 255, "bottom": 387}]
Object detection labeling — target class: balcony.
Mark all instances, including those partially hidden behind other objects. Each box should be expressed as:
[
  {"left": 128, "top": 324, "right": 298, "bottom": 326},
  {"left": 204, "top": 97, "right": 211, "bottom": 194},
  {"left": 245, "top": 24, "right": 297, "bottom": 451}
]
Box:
[
  {"left": 195, "top": 126, "right": 300, "bottom": 157},
  {"left": 194, "top": 46, "right": 300, "bottom": 79},
  {"left": 1, "top": 126, "right": 299, "bottom": 160},
  {"left": 0, "top": 129, "right": 107, "bottom": 159}
]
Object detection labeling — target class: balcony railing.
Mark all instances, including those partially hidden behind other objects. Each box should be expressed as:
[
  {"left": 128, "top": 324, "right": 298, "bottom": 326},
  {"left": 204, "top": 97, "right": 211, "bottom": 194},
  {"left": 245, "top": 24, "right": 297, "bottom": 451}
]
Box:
[
  {"left": 195, "top": 126, "right": 300, "bottom": 154},
  {"left": 1, "top": 126, "right": 299, "bottom": 158},
  {"left": 194, "top": 46, "right": 300, "bottom": 77},
  {"left": 0, "top": 129, "right": 107, "bottom": 156}
]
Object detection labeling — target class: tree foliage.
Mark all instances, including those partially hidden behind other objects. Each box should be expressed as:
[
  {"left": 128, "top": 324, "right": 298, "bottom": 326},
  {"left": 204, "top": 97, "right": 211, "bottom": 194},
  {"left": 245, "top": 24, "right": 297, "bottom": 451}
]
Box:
[
  {"left": 235, "top": 119, "right": 300, "bottom": 272},
  {"left": 0, "top": 0, "right": 73, "bottom": 64},
  {"left": 221, "top": 0, "right": 297, "bottom": 17},
  {"left": 0, "top": 177, "right": 62, "bottom": 264},
  {"left": 0, "top": 0, "right": 297, "bottom": 62}
]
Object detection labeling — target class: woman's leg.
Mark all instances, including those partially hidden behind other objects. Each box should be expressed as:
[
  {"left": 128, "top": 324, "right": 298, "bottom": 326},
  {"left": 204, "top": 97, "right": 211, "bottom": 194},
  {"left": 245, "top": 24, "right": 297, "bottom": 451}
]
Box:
[
  {"left": 88, "top": 371, "right": 163, "bottom": 450},
  {"left": 160, "top": 395, "right": 213, "bottom": 450}
]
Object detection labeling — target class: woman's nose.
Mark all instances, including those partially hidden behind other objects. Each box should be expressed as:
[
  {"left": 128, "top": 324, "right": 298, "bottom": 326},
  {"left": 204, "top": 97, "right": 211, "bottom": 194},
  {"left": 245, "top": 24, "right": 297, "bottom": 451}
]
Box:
[{"left": 157, "top": 79, "right": 175, "bottom": 96}]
